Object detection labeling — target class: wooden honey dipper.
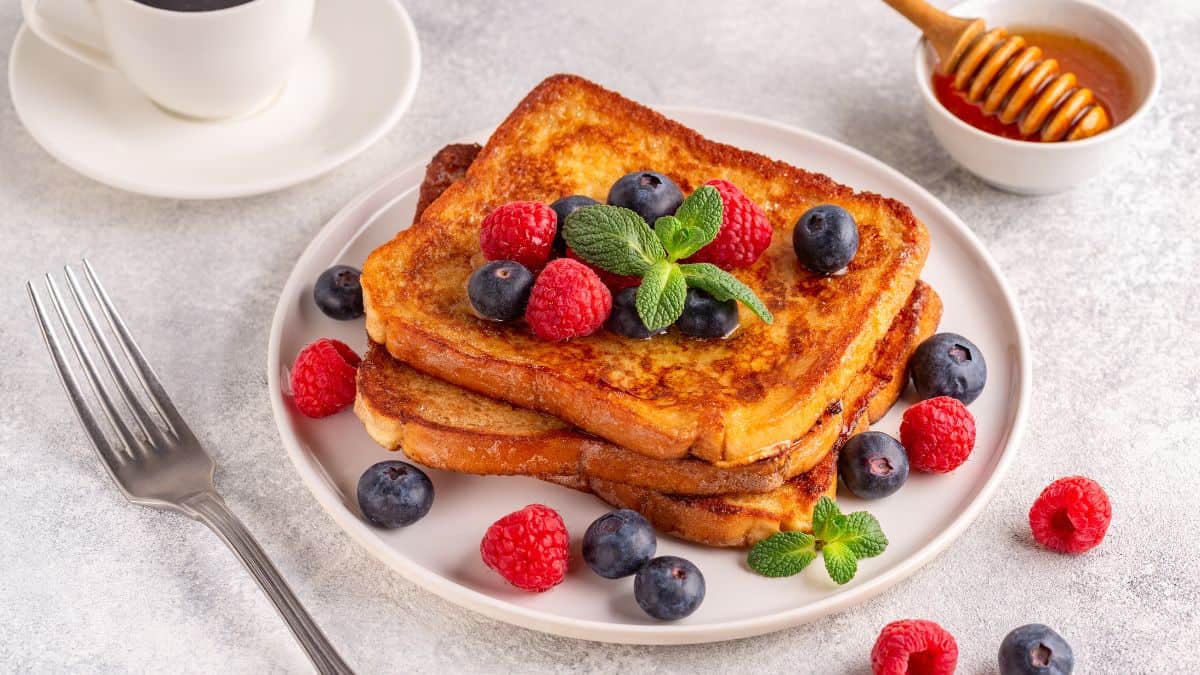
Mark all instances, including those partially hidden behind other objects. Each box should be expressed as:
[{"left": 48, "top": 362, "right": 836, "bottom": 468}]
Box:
[{"left": 883, "top": 0, "right": 1111, "bottom": 141}]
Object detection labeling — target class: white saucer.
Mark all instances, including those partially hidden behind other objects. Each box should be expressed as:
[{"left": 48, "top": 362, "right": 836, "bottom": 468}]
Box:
[{"left": 8, "top": 0, "right": 420, "bottom": 199}]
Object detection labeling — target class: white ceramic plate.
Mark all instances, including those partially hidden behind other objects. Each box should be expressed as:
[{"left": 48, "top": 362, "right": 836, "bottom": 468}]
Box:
[
  {"left": 8, "top": 0, "right": 419, "bottom": 199},
  {"left": 267, "top": 108, "right": 1030, "bottom": 644}
]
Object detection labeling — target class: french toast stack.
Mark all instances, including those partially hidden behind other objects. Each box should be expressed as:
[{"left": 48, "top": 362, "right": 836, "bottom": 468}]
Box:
[{"left": 354, "top": 75, "right": 939, "bottom": 547}]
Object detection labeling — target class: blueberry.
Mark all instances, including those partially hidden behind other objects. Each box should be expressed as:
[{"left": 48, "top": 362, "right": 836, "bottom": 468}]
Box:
[
  {"left": 839, "top": 431, "right": 909, "bottom": 499},
  {"left": 356, "top": 461, "right": 434, "bottom": 528},
  {"left": 313, "top": 265, "right": 364, "bottom": 320},
  {"left": 550, "top": 195, "right": 598, "bottom": 255},
  {"left": 677, "top": 288, "right": 739, "bottom": 338},
  {"left": 634, "top": 556, "right": 705, "bottom": 621},
  {"left": 583, "top": 509, "right": 657, "bottom": 578},
  {"left": 607, "top": 171, "right": 684, "bottom": 225},
  {"left": 792, "top": 204, "right": 859, "bottom": 274},
  {"left": 606, "top": 287, "right": 666, "bottom": 339},
  {"left": 467, "top": 260, "right": 534, "bottom": 322},
  {"left": 999, "top": 624, "right": 1074, "bottom": 675},
  {"left": 909, "top": 332, "right": 988, "bottom": 404}
]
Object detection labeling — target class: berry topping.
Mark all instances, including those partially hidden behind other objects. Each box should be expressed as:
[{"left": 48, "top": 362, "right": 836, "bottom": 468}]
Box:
[
  {"left": 871, "top": 619, "right": 959, "bottom": 675},
  {"left": 633, "top": 556, "right": 705, "bottom": 621},
  {"left": 677, "top": 288, "right": 739, "bottom": 338},
  {"left": 686, "top": 179, "right": 772, "bottom": 269},
  {"left": 549, "top": 195, "right": 598, "bottom": 255},
  {"left": 524, "top": 258, "right": 612, "bottom": 341},
  {"left": 583, "top": 509, "right": 657, "bottom": 579},
  {"left": 480, "top": 504, "right": 569, "bottom": 592},
  {"left": 793, "top": 204, "right": 860, "bottom": 275},
  {"left": 356, "top": 461, "right": 434, "bottom": 528},
  {"left": 567, "top": 248, "right": 640, "bottom": 291},
  {"left": 900, "top": 396, "right": 976, "bottom": 473},
  {"left": 607, "top": 171, "right": 684, "bottom": 225},
  {"left": 313, "top": 265, "right": 364, "bottom": 320},
  {"left": 606, "top": 287, "right": 666, "bottom": 339},
  {"left": 999, "top": 624, "right": 1075, "bottom": 675},
  {"left": 468, "top": 260, "right": 534, "bottom": 322},
  {"left": 1029, "top": 476, "right": 1111, "bottom": 554},
  {"left": 480, "top": 201, "right": 557, "bottom": 269},
  {"left": 289, "top": 338, "right": 360, "bottom": 418},
  {"left": 839, "top": 431, "right": 910, "bottom": 499},
  {"left": 909, "top": 332, "right": 988, "bottom": 405}
]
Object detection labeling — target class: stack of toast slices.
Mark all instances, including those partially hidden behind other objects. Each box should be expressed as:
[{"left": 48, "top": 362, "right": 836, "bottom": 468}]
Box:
[{"left": 354, "top": 75, "right": 940, "bottom": 548}]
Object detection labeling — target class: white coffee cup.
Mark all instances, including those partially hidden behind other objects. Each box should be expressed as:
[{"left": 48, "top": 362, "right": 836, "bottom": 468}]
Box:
[{"left": 20, "top": 0, "right": 314, "bottom": 120}]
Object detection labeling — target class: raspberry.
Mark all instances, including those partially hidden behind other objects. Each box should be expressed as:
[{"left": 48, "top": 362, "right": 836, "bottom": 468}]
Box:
[
  {"left": 900, "top": 396, "right": 976, "bottom": 473},
  {"left": 566, "top": 248, "right": 640, "bottom": 291},
  {"left": 480, "top": 504, "right": 569, "bottom": 592},
  {"left": 1029, "top": 476, "right": 1111, "bottom": 554},
  {"left": 871, "top": 619, "right": 959, "bottom": 675},
  {"left": 525, "top": 258, "right": 612, "bottom": 341},
  {"left": 686, "top": 179, "right": 773, "bottom": 269},
  {"left": 289, "top": 338, "right": 360, "bottom": 418},
  {"left": 480, "top": 201, "right": 557, "bottom": 269}
]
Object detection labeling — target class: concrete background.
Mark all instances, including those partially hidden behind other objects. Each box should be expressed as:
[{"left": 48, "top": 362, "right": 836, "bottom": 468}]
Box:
[{"left": 2, "top": 0, "right": 1197, "bottom": 672}]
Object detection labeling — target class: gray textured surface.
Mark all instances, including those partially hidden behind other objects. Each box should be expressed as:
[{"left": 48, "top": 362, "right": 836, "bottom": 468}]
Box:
[{"left": 2, "top": 0, "right": 1198, "bottom": 672}]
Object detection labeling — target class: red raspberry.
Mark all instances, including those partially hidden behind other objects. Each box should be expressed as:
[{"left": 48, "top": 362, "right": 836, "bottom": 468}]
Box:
[
  {"left": 480, "top": 201, "right": 557, "bottom": 269},
  {"left": 480, "top": 504, "right": 569, "bottom": 592},
  {"left": 686, "top": 179, "right": 773, "bottom": 269},
  {"left": 524, "top": 258, "right": 612, "bottom": 341},
  {"left": 289, "top": 338, "right": 360, "bottom": 418},
  {"left": 566, "top": 248, "right": 640, "bottom": 291},
  {"left": 900, "top": 396, "right": 976, "bottom": 473},
  {"left": 871, "top": 619, "right": 959, "bottom": 675},
  {"left": 1029, "top": 476, "right": 1111, "bottom": 554}
]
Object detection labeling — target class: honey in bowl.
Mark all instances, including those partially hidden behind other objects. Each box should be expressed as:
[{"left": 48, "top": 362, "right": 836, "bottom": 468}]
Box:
[{"left": 932, "top": 27, "right": 1136, "bottom": 142}]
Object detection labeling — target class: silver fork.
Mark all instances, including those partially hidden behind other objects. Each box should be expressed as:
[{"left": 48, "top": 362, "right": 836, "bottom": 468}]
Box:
[{"left": 28, "top": 260, "right": 352, "bottom": 675}]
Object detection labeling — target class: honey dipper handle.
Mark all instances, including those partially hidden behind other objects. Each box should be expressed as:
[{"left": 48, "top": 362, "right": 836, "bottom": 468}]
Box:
[{"left": 881, "top": 0, "right": 986, "bottom": 73}]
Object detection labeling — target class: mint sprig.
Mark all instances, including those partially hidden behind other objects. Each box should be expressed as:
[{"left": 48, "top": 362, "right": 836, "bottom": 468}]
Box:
[
  {"left": 747, "top": 496, "right": 887, "bottom": 585},
  {"left": 562, "top": 185, "right": 773, "bottom": 331}
]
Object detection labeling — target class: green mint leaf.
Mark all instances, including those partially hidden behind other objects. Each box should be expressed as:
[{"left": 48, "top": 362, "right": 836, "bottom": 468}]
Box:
[
  {"left": 839, "top": 511, "right": 889, "bottom": 559},
  {"left": 811, "top": 496, "right": 843, "bottom": 543},
  {"left": 563, "top": 205, "right": 666, "bottom": 276},
  {"left": 747, "top": 531, "right": 818, "bottom": 577},
  {"left": 656, "top": 185, "right": 722, "bottom": 261},
  {"left": 679, "top": 263, "right": 773, "bottom": 324},
  {"left": 635, "top": 261, "right": 687, "bottom": 331},
  {"left": 822, "top": 541, "right": 858, "bottom": 585}
]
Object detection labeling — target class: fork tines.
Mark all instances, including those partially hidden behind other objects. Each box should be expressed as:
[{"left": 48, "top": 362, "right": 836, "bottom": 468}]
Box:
[{"left": 28, "top": 260, "right": 184, "bottom": 468}]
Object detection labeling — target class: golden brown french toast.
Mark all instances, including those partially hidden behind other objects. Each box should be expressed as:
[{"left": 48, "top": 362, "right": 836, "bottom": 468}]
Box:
[
  {"left": 356, "top": 280, "right": 939, "bottom": 495},
  {"left": 362, "top": 74, "right": 930, "bottom": 465}
]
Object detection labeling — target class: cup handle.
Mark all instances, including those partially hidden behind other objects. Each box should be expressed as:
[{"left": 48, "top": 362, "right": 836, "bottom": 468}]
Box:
[{"left": 21, "top": 0, "right": 117, "bottom": 72}]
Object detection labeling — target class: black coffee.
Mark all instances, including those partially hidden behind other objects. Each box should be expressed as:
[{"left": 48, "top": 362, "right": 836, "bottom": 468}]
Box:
[{"left": 134, "top": 0, "right": 255, "bottom": 11}]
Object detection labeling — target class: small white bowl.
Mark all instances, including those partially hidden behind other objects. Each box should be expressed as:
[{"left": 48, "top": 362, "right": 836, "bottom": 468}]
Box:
[{"left": 914, "top": 0, "right": 1159, "bottom": 194}]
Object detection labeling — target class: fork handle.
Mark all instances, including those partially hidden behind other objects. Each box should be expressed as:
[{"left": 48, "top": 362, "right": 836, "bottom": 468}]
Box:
[{"left": 183, "top": 492, "right": 353, "bottom": 675}]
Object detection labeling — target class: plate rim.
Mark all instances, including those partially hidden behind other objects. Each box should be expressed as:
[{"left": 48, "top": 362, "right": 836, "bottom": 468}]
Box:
[
  {"left": 7, "top": 0, "right": 421, "bottom": 200},
  {"left": 266, "top": 106, "right": 1032, "bottom": 644}
]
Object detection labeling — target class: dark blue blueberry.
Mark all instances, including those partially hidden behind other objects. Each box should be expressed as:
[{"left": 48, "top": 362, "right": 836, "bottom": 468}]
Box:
[
  {"left": 313, "top": 265, "right": 364, "bottom": 320},
  {"left": 467, "top": 260, "right": 534, "bottom": 322},
  {"left": 909, "top": 332, "right": 988, "bottom": 404},
  {"left": 634, "top": 556, "right": 705, "bottom": 621},
  {"left": 677, "top": 288, "right": 739, "bottom": 338},
  {"left": 356, "top": 461, "right": 434, "bottom": 528},
  {"left": 792, "top": 204, "right": 859, "bottom": 274},
  {"left": 583, "top": 509, "right": 657, "bottom": 578},
  {"left": 606, "top": 288, "right": 666, "bottom": 339},
  {"left": 550, "top": 195, "right": 598, "bottom": 255},
  {"left": 607, "top": 171, "right": 684, "bottom": 225},
  {"left": 999, "top": 624, "right": 1074, "bottom": 675},
  {"left": 838, "top": 431, "right": 909, "bottom": 499}
]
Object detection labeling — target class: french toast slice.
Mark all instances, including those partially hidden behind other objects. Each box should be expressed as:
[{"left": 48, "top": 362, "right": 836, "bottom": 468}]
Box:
[
  {"left": 356, "top": 281, "right": 940, "bottom": 494},
  {"left": 362, "top": 74, "right": 930, "bottom": 465}
]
